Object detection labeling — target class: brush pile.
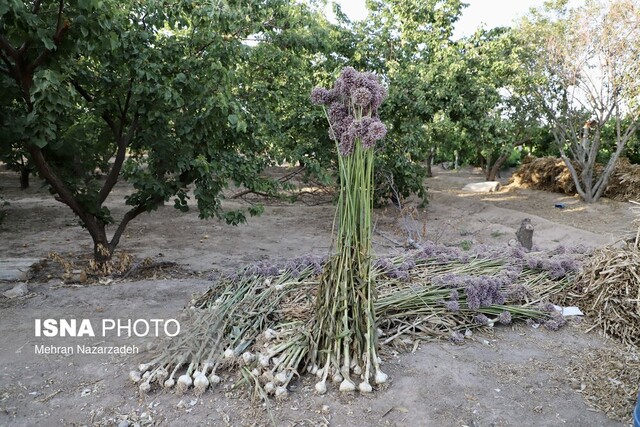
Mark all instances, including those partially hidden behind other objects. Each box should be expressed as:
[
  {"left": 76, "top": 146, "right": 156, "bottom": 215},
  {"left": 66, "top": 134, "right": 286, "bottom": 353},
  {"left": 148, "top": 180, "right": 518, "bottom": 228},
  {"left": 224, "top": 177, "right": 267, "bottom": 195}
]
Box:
[
  {"left": 130, "top": 242, "right": 586, "bottom": 399},
  {"left": 510, "top": 156, "right": 576, "bottom": 194},
  {"left": 561, "top": 204, "right": 640, "bottom": 346},
  {"left": 510, "top": 156, "right": 640, "bottom": 201}
]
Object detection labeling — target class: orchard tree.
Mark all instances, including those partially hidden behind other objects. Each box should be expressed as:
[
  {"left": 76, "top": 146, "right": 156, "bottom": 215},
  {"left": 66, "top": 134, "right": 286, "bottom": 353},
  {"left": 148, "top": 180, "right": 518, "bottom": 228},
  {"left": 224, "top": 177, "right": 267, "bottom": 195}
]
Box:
[
  {"left": 0, "top": 84, "right": 34, "bottom": 188},
  {"left": 355, "top": 0, "right": 465, "bottom": 204},
  {"left": 518, "top": 0, "right": 640, "bottom": 202},
  {"left": 453, "top": 27, "right": 539, "bottom": 181},
  {"left": 0, "top": 0, "right": 286, "bottom": 264},
  {"left": 238, "top": 2, "right": 356, "bottom": 187}
]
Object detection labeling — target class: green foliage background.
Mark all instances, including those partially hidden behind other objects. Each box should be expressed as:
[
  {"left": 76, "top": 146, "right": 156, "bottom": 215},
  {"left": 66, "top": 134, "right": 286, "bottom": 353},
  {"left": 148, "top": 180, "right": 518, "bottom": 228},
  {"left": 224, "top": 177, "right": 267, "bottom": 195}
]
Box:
[{"left": 1, "top": 0, "right": 638, "bottom": 259}]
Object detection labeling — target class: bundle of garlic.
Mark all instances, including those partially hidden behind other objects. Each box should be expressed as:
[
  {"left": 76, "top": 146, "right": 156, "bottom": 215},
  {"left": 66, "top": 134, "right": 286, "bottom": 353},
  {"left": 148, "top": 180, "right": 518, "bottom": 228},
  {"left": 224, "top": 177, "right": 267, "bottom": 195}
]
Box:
[
  {"left": 131, "top": 261, "right": 318, "bottom": 396},
  {"left": 131, "top": 241, "right": 581, "bottom": 399}
]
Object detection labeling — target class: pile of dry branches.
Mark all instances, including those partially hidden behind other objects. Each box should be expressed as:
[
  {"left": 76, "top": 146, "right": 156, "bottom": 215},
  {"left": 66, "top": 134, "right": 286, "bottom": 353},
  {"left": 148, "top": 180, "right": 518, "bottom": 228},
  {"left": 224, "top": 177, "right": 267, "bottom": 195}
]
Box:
[
  {"left": 510, "top": 156, "right": 577, "bottom": 194},
  {"left": 561, "top": 245, "right": 640, "bottom": 346},
  {"left": 510, "top": 156, "right": 640, "bottom": 201}
]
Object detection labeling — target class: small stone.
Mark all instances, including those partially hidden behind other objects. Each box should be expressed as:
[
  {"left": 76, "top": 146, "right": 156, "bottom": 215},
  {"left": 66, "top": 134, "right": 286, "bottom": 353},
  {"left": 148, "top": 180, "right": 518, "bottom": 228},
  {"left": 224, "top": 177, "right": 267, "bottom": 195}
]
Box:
[
  {"left": 3, "top": 283, "right": 28, "bottom": 299},
  {"left": 118, "top": 421, "right": 130, "bottom": 427}
]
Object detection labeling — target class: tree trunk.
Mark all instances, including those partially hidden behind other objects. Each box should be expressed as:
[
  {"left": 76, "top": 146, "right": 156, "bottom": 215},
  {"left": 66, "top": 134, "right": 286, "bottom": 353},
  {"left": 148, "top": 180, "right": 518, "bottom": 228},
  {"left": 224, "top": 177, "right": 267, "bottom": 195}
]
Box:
[
  {"left": 426, "top": 147, "right": 435, "bottom": 178},
  {"left": 92, "top": 235, "right": 114, "bottom": 266},
  {"left": 20, "top": 167, "right": 30, "bottom": 189},
  {"left": 515, "top": 218, "right": 534, "bottom": 251},
  {"left": 486, "top": 153, "right": 509, "bottom": 181}
]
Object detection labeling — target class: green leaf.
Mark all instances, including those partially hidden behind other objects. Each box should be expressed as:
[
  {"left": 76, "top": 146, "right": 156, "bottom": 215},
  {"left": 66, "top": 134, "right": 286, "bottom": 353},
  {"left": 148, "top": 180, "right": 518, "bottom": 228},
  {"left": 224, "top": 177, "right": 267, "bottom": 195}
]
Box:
[
  {"left": 32, "top": 138, "right": 48, "bottom": 148},
  {"left": 248, "top": 205, "right": 264, "bottom": 216},
  {"left": 77, "top": 0, "right": 97, "bottom": 12},
  {"left": 42, "top": 37, "right": 55, "bottom": 50},
  {"left": 109, "top": 33, "right": 119, "bottom": 50},
  {"left": 228, "top": 114, "right": 238, "bottom": 125}
]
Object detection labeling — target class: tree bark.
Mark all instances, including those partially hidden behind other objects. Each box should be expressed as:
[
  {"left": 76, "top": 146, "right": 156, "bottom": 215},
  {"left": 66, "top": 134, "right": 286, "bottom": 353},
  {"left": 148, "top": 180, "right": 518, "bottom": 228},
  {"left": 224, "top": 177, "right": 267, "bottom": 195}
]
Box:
[
  {"left": 20, "top": 167, "right": 30, "bottom": 189},
  {"left": 486, "top": 153, "right": 509, "bottom": 181},
  {"left": 93, "top": 236, "right": 113, "bottom": 266},
  {"left": 425, "top": 147, "right": 435, "bottom": 178}
]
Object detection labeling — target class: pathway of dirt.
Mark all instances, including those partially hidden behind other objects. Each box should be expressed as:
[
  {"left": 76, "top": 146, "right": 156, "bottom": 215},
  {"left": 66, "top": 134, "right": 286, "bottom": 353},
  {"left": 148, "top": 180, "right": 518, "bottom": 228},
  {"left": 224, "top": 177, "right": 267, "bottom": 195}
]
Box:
[{"left": 0, "top": 165, "right": 634, "bottom": 426}]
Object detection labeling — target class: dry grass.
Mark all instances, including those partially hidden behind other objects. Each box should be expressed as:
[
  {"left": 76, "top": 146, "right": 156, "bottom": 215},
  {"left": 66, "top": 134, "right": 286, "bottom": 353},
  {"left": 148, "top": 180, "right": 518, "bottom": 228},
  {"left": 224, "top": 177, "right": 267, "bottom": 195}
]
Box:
[{"left": 567, "top": 344, "right": 640, "bottom": 422}]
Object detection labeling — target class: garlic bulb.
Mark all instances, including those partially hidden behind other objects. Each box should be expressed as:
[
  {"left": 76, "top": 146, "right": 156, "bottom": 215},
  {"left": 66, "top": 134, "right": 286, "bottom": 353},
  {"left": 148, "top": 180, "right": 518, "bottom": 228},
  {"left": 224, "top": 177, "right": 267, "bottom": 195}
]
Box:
[
  {"left": 274, "top": 371, "right": 288, "bottom": 385},
  {"left": 194, "top": 373, "right": 209, "bottom": 395},
  {"left": 315, "top": 380, "right": 327, "bottom": 394},
  {"left": 358, "top": 381, "right": 373, "bottom": 393},
  {"left": 258, "top": 353, "right": 271, "bottom": 367},
  {"left": 176, "top": 374, "right": 193, "bottom": 394},
  {"left": 208, "top": 374, "right": 221, "bottom": 385},
  {"left": 264, "top": 382, "right": 275, "bottom": 394},
  {"left": 275, "top": 386, "right": 288, "bottom": 398},
  {"left": 154, "top": 367, "right": 169, "bottom": 383},
  {"left": 129, "top": 370, "right": 142, "bottom": 384},
  {"left": 138, "top": 381, "right": 151, "bottom": 394},
  {"left": 138, "top": 363, "right": 151, "bottom": 372},
  {"left": 241, "top": 352, "right": 255, "bottom": 364},
  {"left": 339, "top": 379, "right": 356, "bottom": 392},
  {"left": 374, "top": 370, "right": 388, "bottom": 384}
]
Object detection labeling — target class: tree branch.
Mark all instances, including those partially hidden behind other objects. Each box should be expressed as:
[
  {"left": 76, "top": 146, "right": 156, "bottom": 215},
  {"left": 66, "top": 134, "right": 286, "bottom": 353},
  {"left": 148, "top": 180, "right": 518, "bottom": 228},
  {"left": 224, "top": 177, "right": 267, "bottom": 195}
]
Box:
[
  {"left": 98, "top": 114, "right": 139, "bottom": 205},
  {"left": 25, "top": 1, "right": 69, "bottom": 75},
  {"left": 0, "top": 35, "right": 19, "bottom": 60},
  {"left": 55, "top": 0, "right": 64, "bottom": 33},
  {"left": 71, "top": 79, "right": 95, "bottom": 102},
  {"left": 71, "top": 80, "right": 118, "bottom": 134},
  {"left": 27, "top": 145, "right": 102, "bottom": 237},
  {"left": 553, "top": 131, "right": 587, "bottom": 200},
  {"left": 109, "top": 195, "right": 164, "bottom": 250}
]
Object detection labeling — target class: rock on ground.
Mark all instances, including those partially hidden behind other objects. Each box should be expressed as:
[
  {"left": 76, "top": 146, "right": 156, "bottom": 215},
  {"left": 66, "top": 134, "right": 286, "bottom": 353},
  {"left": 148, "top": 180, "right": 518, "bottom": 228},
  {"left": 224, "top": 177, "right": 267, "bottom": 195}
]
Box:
[{"left": 462, "top": 181, "right": 501, "bottom": 193}]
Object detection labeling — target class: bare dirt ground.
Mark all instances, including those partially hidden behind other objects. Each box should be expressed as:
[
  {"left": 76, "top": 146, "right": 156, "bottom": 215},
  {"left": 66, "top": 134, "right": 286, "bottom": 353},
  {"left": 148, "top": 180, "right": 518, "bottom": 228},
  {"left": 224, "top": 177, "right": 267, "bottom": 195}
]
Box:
[{"left": 0, "top": 165, "right": 638, "bottom": 427}]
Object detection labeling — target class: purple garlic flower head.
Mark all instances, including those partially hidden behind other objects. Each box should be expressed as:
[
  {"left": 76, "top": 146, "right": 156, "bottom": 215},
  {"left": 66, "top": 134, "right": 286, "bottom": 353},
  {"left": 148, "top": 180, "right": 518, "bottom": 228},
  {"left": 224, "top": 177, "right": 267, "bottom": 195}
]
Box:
[
  {"left": 498, "top": 310, "right": 512, "bottom": 325},
  {"left": 543, "top": 312, "right": 566, "bottom": 331},
  {"left": 446, "top": 300, "right": 460, "bottom": 312},
  {"left": 352, "top": 87, "right": 373, "bottom": 107},
  {"left": 474, "top": 314, "right": 490, "bottom": 326},
  {"left": 311, "top": 87, "right": 331, "bottom": 105},
  {"left": 449, "top": 331, "right": 465, "bottom": 345},
  {"left": 362, "top": 119, "right": 387, "bottom": 149},
  {"left": 311, "top": 67, "right": 388, "bottom": 155}
]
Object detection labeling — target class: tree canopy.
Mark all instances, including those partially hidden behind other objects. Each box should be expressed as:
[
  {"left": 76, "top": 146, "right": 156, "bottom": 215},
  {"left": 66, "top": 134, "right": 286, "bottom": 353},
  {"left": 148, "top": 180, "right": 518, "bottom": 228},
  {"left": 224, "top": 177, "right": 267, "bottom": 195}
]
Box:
[{"left": 1, "top": 0, "right": 639, "bottom": 262}]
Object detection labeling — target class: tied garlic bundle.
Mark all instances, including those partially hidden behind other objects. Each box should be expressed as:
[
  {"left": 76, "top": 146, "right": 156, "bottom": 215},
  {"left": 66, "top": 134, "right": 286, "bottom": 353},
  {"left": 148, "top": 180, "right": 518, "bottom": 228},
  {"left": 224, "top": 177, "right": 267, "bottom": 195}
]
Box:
[{"left": 309, "top": 67, "right": 389, "bottom": 394}]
